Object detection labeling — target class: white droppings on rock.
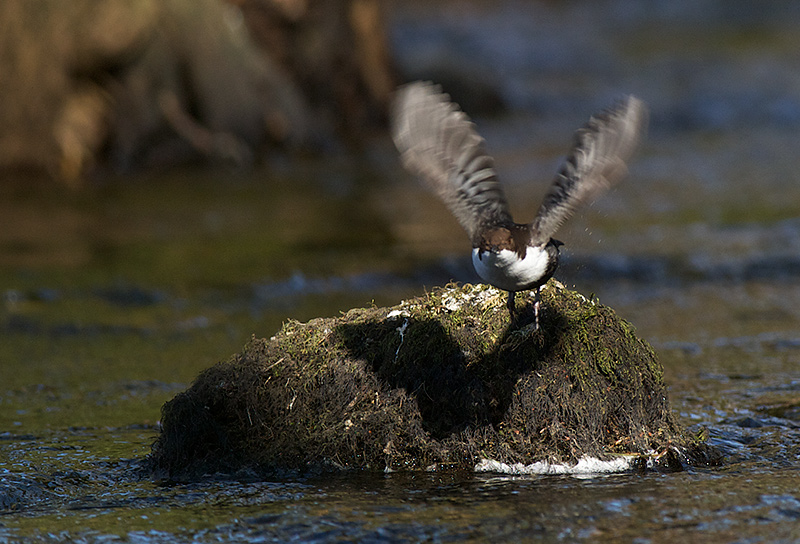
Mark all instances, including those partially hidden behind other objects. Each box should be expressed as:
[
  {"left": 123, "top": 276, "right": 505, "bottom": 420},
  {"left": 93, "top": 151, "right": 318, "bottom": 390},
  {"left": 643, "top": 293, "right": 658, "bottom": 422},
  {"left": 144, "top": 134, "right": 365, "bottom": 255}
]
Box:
[
  {"left": 442, "top": 293, "right": 465, "bottom": 312},
  {"left": 394, "top": 319, "right": 409, "bottom": 362}
]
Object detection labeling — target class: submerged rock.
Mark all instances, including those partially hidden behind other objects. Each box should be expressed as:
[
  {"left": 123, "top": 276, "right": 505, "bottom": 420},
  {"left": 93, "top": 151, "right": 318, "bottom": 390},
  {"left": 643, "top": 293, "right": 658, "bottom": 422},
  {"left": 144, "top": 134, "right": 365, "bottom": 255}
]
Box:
[{"left": 147, "top": 281, "right": 718, "bottom": 480}]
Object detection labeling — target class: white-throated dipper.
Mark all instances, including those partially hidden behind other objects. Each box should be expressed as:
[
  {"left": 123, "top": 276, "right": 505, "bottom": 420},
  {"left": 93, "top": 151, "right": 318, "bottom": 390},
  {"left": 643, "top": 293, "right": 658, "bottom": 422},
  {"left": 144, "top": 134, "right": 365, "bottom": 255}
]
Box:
[{"left": 391, "top": 82, "right": 647, "bottom": 325}]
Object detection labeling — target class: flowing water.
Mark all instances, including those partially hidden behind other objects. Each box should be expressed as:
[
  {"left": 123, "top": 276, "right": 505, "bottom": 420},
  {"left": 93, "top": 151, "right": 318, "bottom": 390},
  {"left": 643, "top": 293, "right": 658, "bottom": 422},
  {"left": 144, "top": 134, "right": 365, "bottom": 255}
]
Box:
[{"left": 4, "top": 0, "right": 800, "bottom": 541}]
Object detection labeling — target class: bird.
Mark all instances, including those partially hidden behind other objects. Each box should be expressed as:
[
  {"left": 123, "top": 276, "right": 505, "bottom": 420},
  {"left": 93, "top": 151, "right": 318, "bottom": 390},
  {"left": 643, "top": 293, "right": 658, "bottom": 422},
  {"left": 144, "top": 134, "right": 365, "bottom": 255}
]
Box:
[{"left": 391, "top": 81, "right": 647, "bottom": 326}]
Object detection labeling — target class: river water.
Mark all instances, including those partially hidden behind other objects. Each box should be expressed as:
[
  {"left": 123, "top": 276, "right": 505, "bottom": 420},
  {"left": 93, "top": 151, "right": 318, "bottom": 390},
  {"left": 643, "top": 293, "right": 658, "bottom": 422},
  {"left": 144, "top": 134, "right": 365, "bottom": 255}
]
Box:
[{"left": 3, "top": 0, "right": 800, "bottom": 541}]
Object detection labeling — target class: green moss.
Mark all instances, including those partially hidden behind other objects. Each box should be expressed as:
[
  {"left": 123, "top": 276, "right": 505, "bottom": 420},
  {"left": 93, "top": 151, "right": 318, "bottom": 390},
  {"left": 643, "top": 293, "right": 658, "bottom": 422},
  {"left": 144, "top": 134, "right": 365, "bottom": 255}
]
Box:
[{"left": 148, "top": 280, "right": 719, "bottom": 480}]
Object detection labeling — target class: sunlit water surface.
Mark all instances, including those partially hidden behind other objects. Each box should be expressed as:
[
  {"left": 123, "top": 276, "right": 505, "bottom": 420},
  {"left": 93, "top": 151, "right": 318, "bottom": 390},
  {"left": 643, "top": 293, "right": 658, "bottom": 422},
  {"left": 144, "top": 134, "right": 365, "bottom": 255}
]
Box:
[{"left": 4, "top": 1, "right": 800, "bottom": 541}]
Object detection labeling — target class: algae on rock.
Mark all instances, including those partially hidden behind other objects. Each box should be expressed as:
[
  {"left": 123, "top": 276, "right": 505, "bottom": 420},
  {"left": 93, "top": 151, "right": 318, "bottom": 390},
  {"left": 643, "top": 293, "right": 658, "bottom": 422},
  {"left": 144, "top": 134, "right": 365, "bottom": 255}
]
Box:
[{"left": 148, "top": 280, "right": 717, "bottom": 479}]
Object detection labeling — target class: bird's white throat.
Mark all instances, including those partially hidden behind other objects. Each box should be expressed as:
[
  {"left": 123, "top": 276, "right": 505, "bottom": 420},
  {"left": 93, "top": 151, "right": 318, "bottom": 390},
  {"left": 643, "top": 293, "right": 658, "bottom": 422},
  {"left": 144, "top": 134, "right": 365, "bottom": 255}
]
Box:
[{"left": 471, "top": 246, "right": 550, "bottom": 292}]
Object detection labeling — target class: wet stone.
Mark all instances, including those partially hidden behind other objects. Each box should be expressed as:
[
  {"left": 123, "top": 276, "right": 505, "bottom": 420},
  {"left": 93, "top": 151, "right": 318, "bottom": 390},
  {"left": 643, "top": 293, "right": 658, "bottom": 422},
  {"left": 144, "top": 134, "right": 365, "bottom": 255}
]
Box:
[
  {"left": 146, "top": 281, "right": 719, "bottom": 480},
  {"left": 735, "top": 417, "right": 766, "bottom": 429}
]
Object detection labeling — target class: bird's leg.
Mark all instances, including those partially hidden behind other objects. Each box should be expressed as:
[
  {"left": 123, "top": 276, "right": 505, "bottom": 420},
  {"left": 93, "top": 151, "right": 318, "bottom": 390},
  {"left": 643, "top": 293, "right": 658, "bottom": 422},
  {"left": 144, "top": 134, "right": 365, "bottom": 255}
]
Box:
[
  {"left": 533, "top": 286, "right": 542, "bottom": 330},
  {"left": 507, "top": 291, "right": 516, "bottom": 318}
]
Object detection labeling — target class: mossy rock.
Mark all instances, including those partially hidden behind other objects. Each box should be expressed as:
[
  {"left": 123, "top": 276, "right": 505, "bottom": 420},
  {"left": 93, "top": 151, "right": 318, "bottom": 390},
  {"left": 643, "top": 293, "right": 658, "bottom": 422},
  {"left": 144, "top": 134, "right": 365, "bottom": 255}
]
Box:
[{"left": 147, "top": 280, "right": 719, "bottom": 479}]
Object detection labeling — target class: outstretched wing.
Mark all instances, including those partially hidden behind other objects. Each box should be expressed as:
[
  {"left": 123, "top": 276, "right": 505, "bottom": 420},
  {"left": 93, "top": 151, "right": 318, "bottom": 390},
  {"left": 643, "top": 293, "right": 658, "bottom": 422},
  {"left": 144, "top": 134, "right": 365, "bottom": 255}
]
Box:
[
  {"left": 529, "top": 96, "right": 647, "bottom": 245},
  {"left": 391, "top": 81, "right": 513, "bottom": 245}
]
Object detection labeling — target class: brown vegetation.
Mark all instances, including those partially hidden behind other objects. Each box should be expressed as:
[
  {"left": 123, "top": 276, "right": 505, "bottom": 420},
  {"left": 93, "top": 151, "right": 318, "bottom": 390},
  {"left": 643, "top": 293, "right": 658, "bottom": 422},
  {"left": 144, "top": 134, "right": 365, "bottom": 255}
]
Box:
[{"left": 147, "top": 281, "right": 719, "bottom": 480}]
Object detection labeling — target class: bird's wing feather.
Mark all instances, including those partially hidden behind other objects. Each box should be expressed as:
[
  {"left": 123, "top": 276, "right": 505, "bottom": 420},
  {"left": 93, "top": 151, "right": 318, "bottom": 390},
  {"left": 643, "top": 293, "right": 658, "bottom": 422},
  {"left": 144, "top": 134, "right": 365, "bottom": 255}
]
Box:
[
  {"left": 529, "top": 96, "right": 647, "bottom": 245},
  {"left": 391, "top": 82, "right": 513, "bottom": 244}
]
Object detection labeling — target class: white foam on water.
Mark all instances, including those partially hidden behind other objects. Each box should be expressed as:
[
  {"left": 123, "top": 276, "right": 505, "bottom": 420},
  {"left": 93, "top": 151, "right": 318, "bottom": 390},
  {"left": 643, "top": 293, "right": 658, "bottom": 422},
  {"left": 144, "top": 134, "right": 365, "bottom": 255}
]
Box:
[{"left": 475, "top": 456, "right": 634, "bottom": 475}]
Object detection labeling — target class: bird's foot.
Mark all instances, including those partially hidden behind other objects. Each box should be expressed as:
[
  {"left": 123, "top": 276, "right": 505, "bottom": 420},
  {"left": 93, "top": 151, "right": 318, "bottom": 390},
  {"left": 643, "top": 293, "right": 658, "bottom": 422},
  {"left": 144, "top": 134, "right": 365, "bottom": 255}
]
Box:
[
  {"left": 518, "top": 320, "right": 540, "bottom": 335},
  {"left": 506, "top": 320, "right": 539, "bottom": 350},
  {"left": 505, "top": 292, "right": 543, "bottom": 347}
]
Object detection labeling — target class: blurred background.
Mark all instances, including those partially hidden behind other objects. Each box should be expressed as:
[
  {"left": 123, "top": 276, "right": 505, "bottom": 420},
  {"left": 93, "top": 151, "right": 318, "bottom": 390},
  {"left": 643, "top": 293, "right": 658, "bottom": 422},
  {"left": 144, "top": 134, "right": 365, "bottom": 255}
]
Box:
[
  {"left": 3, "top": 0, "right": 800, "bottom": 404},
  {"left": 3, "top": 0, "right": 800, "bottom": 539}
]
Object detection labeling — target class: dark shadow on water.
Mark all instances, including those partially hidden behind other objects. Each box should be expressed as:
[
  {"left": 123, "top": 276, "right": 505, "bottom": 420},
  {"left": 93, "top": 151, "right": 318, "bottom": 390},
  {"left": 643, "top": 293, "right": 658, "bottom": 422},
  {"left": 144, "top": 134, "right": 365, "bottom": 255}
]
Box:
[{"left": 335, "top": 302, "right": 566, "bottom": 440}]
